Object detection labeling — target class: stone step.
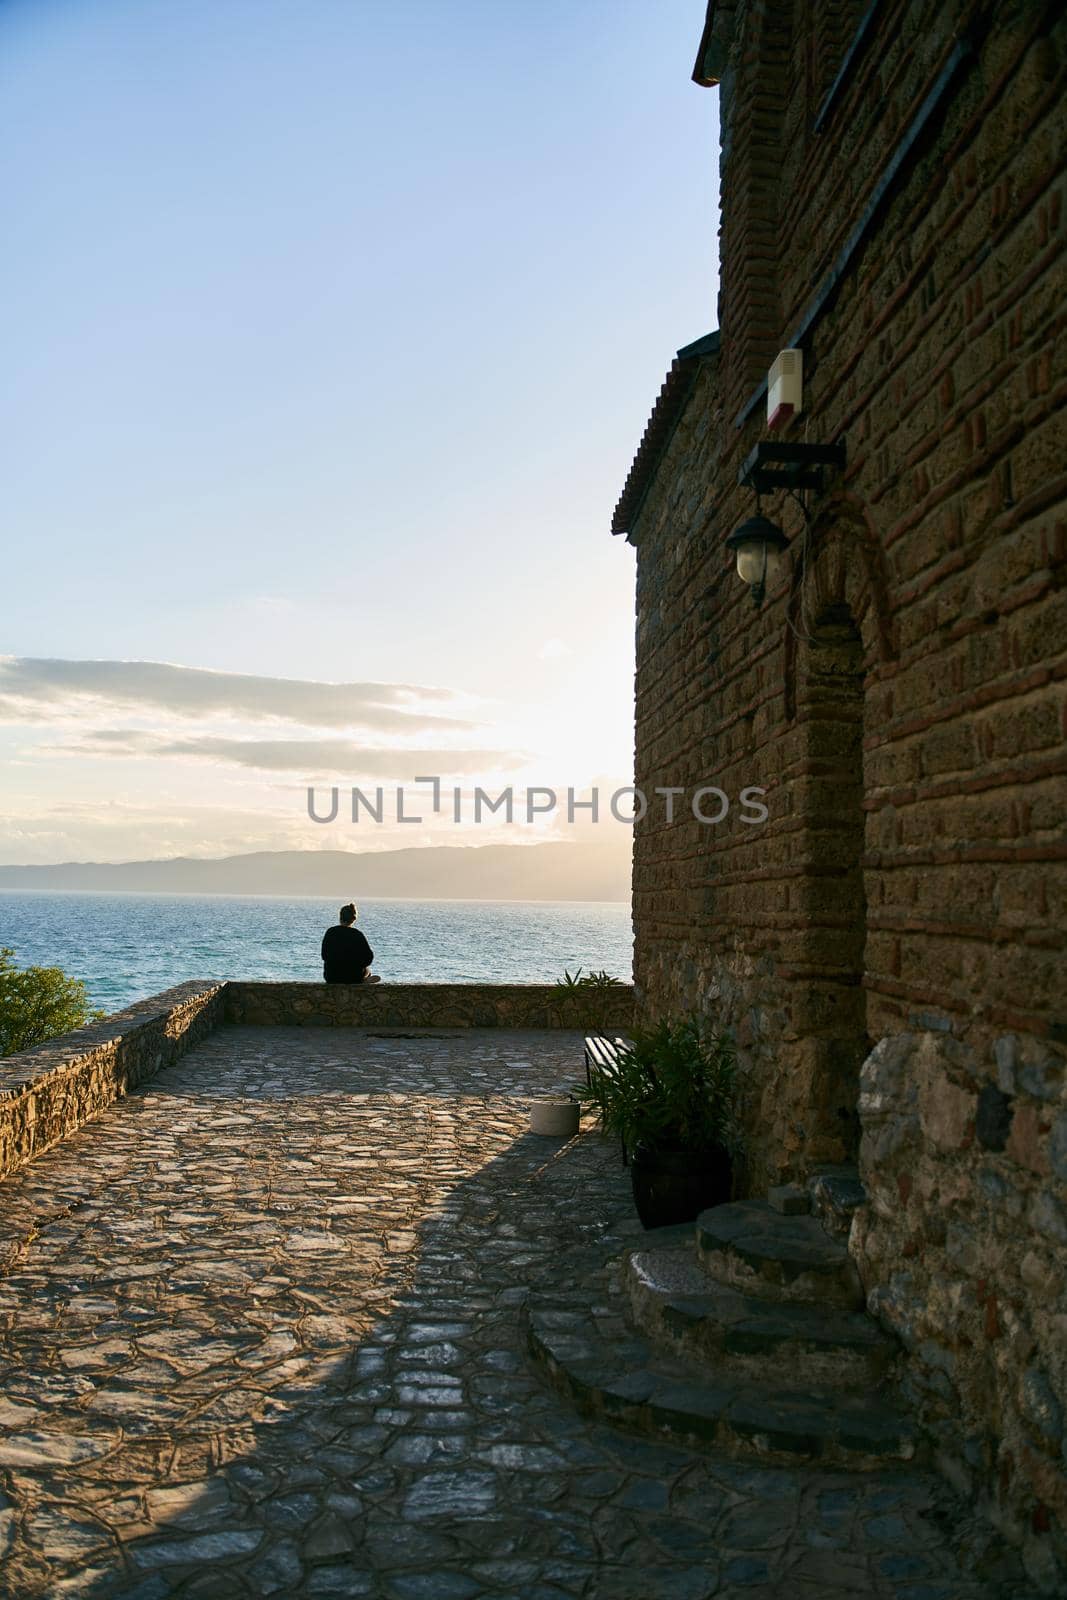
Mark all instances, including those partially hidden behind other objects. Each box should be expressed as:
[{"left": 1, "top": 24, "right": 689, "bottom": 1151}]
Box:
[
  {"left": 696, "top": 1199, "right": 865, "bottom": 1308},
  {"left": 525, "top": 1296, "right": 922, "bottom": 1471},
  {"left": 625, "top": 1246, "right": 898, "bottom": 1388}
]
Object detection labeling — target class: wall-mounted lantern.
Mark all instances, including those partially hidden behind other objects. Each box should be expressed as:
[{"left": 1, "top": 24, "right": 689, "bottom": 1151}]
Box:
[
  {"left": 725, "top": 512, "right": 790, "bottom": 607},
  {"left": 727, "top": 440, "right": 847, "bottom": 607}
]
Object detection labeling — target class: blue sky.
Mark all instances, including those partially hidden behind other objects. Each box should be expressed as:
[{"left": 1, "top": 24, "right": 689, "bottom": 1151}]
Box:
[{"left": 1, "top": 0, "right": 719, "bottom": 863}]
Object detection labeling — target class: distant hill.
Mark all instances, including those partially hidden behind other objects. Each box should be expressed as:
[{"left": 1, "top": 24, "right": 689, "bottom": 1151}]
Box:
[{"left": 0, "top": 841, "right": 632, "bottom": 903}]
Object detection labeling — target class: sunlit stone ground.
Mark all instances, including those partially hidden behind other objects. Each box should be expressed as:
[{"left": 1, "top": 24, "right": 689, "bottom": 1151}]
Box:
[{"left": 0, "top": 1027, "right": 1021, "bottom": 1597}]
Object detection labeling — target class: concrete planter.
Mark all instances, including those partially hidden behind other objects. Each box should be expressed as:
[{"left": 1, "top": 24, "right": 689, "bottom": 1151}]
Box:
[{"left": 529, "top": 1098, "right": 581, "bottom": 1137}]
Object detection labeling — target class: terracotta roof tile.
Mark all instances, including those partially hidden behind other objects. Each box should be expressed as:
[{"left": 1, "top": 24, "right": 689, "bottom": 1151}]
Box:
[{"left": 611, "top": 331, "right": 719, "bottom": 539}]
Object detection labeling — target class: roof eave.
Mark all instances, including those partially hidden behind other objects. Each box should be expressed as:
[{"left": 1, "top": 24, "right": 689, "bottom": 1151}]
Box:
[
  {"left": 611, "top": 331, "right": 719, "bottom": 543},
  {"left": 692, "top": 2, "right": 725, "bottom": 87}
]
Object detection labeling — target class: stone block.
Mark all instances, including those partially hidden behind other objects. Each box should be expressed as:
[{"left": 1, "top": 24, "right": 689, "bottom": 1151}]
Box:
[
  {"left": 921, "top": 1074, "right": 975, "bottom": 1153},
  {"left": 859, "top": 1034, "right": 918, "bottom": 1113},
  {"left": 767, "top": 1183, "right": 809, "bottom": 1215},
  {"left": 1020, "top": 1367, "right": 1064, "bottom": 1448},
  {"left": 991, "top": 1036, "right": 1017, "bottom": 1100},
  {"left": 1017, "top": 1052, "right": 1065, "bottom": 1103},
  {"left": 1049, "top": 1113, "right": 1067, "bottom": 1183},
  {"left": 1007, "top": 1103, "right": 1052, "bottom": 1176},
  {"left": 1029, "top": 1192, "right": 1067, "bottom": 1247}
]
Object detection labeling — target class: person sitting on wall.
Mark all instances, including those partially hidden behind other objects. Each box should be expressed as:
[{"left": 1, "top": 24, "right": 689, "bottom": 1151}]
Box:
[{"left": 321, "top": 903, "right": 381, "bottom": 984}]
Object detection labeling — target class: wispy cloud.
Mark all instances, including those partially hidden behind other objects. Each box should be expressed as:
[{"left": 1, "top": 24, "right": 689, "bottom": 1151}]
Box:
[
  {"left": 0, "top": 657, "right": 474, "bottom": 731},
  {"left": 47, "top": 730, "right": 525, "bottom": 776},
  {"left": 0, "top": 796, "right": 332, "bottom": 864},
  {"left": 536, "top": 638, "right": 571, "bottom": 661}
]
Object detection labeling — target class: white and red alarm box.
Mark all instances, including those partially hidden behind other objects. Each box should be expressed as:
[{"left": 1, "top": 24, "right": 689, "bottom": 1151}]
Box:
[{"left": 767, "top": 348, "right": 803, "bottom": 430}]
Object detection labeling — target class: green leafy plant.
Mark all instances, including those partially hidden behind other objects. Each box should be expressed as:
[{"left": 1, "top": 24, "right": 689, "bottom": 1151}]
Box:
[
  {"left": 554, "top": 968, "right": 624, "bottom": 1033},
  {"left": 555, "top": 968, "right": 622, "bottom": 992},
  {"left": 0, "top": 947, "right": 105, "bottom": 1056},
  {"left": 577, "top": 1015, "right": 741, "bottom": 1158}
]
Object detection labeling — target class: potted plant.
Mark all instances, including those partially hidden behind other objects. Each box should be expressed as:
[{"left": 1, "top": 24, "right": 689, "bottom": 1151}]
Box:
[{"left": 577, "top": 1016, "right": 741, "bottom": 1228}]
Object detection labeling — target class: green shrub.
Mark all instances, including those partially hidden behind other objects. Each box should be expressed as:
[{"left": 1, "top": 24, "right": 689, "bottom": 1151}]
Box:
[
  {"left": 0, "top": 947, "right": 104, "bottom": 1056},
  {"left": 577, "top": 1015, "right": 741, "bottom": 1157},
  {"left": 554, "top": 968, "right": 624, "bottom": 1034}
]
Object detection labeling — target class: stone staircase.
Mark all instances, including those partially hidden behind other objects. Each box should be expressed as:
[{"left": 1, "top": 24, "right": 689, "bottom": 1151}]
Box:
[{"left": 526, "top": 1169, "right": 925, "bottom": 1470}]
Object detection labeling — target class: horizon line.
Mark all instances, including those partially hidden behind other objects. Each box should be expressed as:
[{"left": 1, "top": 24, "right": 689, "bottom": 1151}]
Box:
[{"left": 0, "top": 887, "right": 630, "bottom": 908}]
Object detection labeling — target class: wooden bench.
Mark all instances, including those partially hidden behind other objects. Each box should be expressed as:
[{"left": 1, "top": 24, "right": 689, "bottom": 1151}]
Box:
[
  {"left": 584, "top": 1033, "right": 625, "bottom": 1086},
  {"left": 584, "top": 1034, "right": 629, "bottom": 1163}
]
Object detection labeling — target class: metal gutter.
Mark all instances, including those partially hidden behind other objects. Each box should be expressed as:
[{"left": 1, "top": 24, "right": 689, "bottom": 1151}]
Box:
[
  {"left": 734, "top": 36, "right": 974, "bottom": 430},
  {"left": 813, "top": 0, "right": 885, "bottom": 134}
]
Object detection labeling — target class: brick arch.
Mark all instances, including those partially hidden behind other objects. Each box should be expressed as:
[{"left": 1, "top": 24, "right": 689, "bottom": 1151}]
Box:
[{"left": 783, "top": 493, "right": 896, "bottom": 719}]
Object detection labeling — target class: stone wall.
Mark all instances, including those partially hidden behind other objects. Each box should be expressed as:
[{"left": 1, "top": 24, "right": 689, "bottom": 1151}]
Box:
[
  {"left": 0, "top": 981, "right": 224, "bottom": 1181},
  {"left": 0, "top": 980, "right": 635, "bottom": 1185},
  {"left": 224, "top": 981, "right": 636, "bottom": 1033},
  {"left": 619, "top": 0, "right": 1066, "bottom": 1581},
  {"left": 853, "top": 1028, "right": 1067, "bottom": 1585}
]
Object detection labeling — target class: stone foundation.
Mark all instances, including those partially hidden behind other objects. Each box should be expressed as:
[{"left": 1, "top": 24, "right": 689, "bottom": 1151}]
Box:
[
  {"left": 853, "top": 1028, "right": 1067, "bottom": 1588},
  {"left": 0, "top": 981, "right": 224, "bottom": 1181}
]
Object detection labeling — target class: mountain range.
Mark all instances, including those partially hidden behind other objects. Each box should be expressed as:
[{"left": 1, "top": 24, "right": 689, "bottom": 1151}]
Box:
[{"left": 0, "top": 841, "right": 631, "bottom": 903}]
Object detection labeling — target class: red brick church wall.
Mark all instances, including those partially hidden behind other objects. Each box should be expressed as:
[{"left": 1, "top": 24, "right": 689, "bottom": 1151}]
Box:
[{"left": 621, "top": 0, "right": 1066, "bottom": 1580}]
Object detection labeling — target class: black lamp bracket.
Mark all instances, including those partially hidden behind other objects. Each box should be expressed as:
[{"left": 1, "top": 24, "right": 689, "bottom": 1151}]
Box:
[{"left": 737, "top": 440, "right": 846, "bottom": 497}]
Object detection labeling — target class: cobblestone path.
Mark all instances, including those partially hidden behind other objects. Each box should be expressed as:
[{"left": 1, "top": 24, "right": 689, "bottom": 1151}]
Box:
[{"left": 0, "top": 1028, "right": 1026, "bottom": 1598}]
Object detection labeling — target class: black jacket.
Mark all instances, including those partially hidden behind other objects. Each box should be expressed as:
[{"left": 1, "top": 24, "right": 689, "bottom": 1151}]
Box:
[{"left": 321, "top": 923, "right": 374, "bottom": 983}]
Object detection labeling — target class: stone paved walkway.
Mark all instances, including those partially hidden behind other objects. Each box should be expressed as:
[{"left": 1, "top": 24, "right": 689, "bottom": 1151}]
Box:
[{"left": 0, "top": 1027, "right": 1027, "bottom": 1599}]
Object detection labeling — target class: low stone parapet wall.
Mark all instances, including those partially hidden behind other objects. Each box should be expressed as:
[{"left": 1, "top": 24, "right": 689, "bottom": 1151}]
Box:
[
  {"left": 0, "top": 981, "right": 224, "bottom": 1181},
  {"left": 0, "top": 981, "right": 635, "bottom": 1184},
  {"left": 223, "top": 980, "right": 636, "bottom": 1032}
]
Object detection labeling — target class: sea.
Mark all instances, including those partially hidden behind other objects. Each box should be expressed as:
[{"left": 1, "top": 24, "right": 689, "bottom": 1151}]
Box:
[{"left": 0, "top": 891, "right": 634, "bottom": 1016}]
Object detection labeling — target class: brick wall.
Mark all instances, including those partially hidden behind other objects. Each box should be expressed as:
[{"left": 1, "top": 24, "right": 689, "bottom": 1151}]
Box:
[{"left": 623, "top": 0, "right": 1065, "bottom": 1581}]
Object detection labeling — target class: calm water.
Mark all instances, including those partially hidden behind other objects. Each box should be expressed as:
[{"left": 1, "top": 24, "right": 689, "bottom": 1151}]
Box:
[{"left": 0, "top": 892, "right": 633, "bottom": 1014}]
